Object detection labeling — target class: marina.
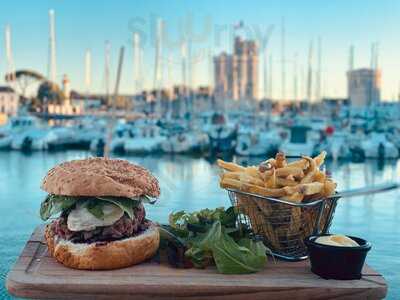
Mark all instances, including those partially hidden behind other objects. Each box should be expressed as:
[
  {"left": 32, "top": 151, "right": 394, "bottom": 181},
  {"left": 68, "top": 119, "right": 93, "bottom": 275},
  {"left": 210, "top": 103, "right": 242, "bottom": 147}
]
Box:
[{"left": 1, "top": 105, "right": 400, "bottom": 161}]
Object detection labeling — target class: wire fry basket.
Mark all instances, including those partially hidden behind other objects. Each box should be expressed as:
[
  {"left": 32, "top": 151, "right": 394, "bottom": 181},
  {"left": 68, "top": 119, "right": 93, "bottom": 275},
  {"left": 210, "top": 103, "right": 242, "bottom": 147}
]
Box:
[{"left": 227, "top": 189, "right": 340, "bottom": 261}]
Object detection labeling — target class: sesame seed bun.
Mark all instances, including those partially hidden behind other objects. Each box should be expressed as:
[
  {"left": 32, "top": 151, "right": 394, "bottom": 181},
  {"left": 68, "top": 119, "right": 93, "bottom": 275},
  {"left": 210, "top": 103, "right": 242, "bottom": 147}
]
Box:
[{"left": 41, "top": 157, "right": 160, "bottom": 198}]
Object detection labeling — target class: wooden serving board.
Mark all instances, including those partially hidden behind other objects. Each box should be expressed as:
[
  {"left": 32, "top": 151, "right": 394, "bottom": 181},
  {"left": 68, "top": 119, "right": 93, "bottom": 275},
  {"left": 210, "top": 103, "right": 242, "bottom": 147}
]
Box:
[{"left": 7, "top": 226, "right": 387, "bottom": 300}]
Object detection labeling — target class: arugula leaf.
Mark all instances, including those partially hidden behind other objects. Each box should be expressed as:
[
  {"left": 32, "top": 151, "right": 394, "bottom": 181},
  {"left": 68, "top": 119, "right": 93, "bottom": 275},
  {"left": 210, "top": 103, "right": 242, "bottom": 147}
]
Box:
[
  {"left": 169, "top": 211, "right": 187, "bottom": 229},
  {"left": 169, "top": 207, "right": 233, "bottom": 230},
  {"left": 39, "top": 195, "right": 79, "bottom": 221},
  {"left": 86, "top": 199, "right": 105, "bottom": 219},
  {"left": 191, "top": 221, "right": 267, "bottom": 274},
  {"left": 39, "top": 193, "right": 154, "bottom": 222},
  {"left": 97, "top": 196, "right": 139, "bottom": 219}
]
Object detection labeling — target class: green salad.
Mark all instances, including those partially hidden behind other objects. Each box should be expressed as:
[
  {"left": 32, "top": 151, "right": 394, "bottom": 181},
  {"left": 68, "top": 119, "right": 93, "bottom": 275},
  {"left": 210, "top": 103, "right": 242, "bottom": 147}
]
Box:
[{"left": 160, "top": 207, "right": 268, "bottom": 274}]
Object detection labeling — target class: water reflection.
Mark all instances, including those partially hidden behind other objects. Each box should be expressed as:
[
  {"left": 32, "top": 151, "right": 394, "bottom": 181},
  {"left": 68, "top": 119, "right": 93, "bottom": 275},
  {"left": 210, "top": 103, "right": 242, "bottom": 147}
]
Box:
[{"left": 0, "top": 151, "right": 399, "bottom": 299}]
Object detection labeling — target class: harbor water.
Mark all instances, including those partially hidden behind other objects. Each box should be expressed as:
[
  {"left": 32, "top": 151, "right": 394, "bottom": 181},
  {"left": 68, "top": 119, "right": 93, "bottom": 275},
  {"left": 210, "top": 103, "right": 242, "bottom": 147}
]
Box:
[{"left": 0, "top": 151, "right": 399, "bottom": 299}]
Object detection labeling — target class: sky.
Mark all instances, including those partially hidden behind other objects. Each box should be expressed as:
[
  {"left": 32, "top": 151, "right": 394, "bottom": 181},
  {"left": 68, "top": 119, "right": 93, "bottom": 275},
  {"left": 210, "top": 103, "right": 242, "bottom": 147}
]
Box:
[{"left": 0, "top": 0, "right": 399, "bottom": 100}]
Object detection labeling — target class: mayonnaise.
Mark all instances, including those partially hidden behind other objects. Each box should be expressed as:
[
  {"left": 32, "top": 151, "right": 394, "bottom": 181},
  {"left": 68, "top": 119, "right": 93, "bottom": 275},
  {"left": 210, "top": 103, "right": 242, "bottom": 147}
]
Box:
[{"left": 315, "top": 235, "right": 359, "bottom": 247}]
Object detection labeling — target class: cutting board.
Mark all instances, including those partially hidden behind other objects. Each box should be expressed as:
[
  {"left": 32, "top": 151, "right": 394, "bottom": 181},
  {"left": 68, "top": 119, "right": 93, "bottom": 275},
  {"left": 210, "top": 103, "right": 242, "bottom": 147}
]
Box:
[{"left": 6, "top": 226, "right": 387, "bottom": 300}]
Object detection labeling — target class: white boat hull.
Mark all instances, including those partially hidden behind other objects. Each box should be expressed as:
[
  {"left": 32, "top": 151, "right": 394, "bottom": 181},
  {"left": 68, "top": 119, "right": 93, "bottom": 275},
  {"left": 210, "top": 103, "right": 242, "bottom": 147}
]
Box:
[
  {"left": 279, "top": 142, "right": 315, "bottom": 157},
  {"left": 124, "top": 136, "right": 166, "bottom": 154}
]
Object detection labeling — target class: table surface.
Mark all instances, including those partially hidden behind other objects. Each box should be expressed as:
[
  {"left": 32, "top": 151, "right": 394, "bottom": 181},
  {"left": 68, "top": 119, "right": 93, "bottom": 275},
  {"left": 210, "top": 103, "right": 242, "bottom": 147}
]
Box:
[{"left": 6, "top": 226, "right": 387, "bottom": 300}]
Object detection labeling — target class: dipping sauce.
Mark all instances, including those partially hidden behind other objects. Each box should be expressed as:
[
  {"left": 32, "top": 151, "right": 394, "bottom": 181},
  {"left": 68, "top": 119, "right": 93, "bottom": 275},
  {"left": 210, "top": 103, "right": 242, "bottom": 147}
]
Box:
[{"left": 315, "top": 235, "right": 359, "bottom": 247}]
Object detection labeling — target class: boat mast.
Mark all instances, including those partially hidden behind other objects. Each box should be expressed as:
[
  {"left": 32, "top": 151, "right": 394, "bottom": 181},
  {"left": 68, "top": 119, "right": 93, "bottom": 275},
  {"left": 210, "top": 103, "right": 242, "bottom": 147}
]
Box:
[
  {"left": 281, "top": 17, "right": 286, "bottom": 101},
  {"left": 153, "top": 18, "right": 163, "bottom": 117},
  {"left": 266, "top": 52, "right": 272, "bottom": 124},
  {"left": 300, "top": 65, "right": 304, "bottom": 101},
  {"left": 104, "top": 41, "right": 111, "bottom": 102},
  {"left": 208, "top": 48, "right": 214, "bottom": 111},
  {"left": 293, "top": 52, "right": 298, "bottom": 102},
  {"left": 166, "top": 52, "right": 173, "bottom": 119},
  {"left": 5, "top": 25, "right": 15, "bottom": 82},
  {"left": 269, "top": 53, "right": 273, "bottom": 100},
  {"left": 85, "top": 49, "right": 91, "bottom": 95},
  {"left": 263, "top": 47, "right": 268, "bottom": 100},
  {"left": 48, "top": 9, "right": 57, "bottom": 83},
  {"left": 316, "top": 37, "right": 322, "bottom": 102},
  {"left": 188, "top": 36, "right": 193, "bottom": 116},
  {"left": 133, "top": 32, "right": 142, "bottom": 95},
  {"left": 208, "top": 49, "right": 213, "bottom": 89},
  {"left": 181, "top": 38, "right": 187, "bottom": 117},
  {"left": 104, "top": 47, "right": 125, "bottom": 157},
  {"left": 306, "top": 40, "right": 313, "bottom": 104}
]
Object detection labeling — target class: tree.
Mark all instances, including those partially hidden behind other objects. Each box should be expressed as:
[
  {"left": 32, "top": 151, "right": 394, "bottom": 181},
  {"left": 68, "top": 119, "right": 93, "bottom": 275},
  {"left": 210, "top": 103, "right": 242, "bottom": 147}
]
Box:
[{"left": 37, "top": 81, "right": 65, "bottom": 105}]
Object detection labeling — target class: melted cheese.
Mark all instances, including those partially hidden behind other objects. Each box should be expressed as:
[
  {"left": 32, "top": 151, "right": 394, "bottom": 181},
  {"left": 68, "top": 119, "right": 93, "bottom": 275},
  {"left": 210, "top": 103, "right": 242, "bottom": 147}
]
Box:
[
  {"left": 67, "top": 202, "right": 124, "bottom": 232},
  {"left": 315, "top": 235, "right": 359, "bottom": 247}
]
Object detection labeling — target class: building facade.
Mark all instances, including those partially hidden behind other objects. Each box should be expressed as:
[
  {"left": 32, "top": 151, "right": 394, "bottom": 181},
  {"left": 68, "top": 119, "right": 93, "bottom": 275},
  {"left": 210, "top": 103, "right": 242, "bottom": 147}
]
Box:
[
  {"left": 347, "top": 68, "right": 381, "bottom": 107},
  {"left": 0, "top": 86, "right": 19, "bottom": 116},
  {"left": 214, "top": 37, "right": 259, "bottom": 102}
]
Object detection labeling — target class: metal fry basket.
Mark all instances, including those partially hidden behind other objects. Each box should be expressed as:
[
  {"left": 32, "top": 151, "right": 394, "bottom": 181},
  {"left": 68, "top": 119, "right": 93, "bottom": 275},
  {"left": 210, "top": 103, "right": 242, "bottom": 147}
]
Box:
[{"left": 227, "top": 189, "right": 339, "bottom": 261}]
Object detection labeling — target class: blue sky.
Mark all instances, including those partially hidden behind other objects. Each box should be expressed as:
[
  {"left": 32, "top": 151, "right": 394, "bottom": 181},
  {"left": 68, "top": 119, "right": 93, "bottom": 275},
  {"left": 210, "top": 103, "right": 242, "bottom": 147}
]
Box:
[{"left": 0, "top": 0, "right": 399, "bottom": 99}]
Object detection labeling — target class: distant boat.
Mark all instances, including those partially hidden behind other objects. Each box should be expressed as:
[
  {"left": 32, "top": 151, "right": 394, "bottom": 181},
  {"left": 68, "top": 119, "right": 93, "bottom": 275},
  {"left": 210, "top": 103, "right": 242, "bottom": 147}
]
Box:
[
  {"left": 204, "top": 113, "right": 237, "bottom": 155},
  {"left": 324, "top": 129, "right": 352, "bottom": 160},
  {"left": 123, "top": 119, "right": 166, "bottom": 155},
  {"left": 47, "top": 127, "right": 80, "bottom": 150},
  {"left": 235, "top": 130, "right": 280, "bottom": 157},
  {"left": 361, "top": 132, "right": 399, "bottom": 159},
  {"left": 161, "top": 130, "right": 210, "bottom": 154},
  {"left": 279, "top": 125, "right": 317, "bottom": 157},
  {"left": 0, "top": 134, "right": 12, "bottom": 150},
  {"left": 1, "top": 115, "right": 54, "bottom": 151}
]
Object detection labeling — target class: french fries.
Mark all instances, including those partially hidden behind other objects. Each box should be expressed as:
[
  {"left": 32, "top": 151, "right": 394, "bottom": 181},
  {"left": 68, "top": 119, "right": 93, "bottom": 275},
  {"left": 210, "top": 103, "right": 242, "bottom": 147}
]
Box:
[
  {"left": 283, "top": 182, "right": 324, "bottom": 196},
  {"left": 275, "top": 167, "right": 304, "bottom": 179},
  {"left": 220, "top": 177, "right": 286, "bottom": 197},
  {"left": 218, "top": 151, "right": 337, "bottom": 258},
  {"left": 217, "top": 159, "right": 245, "bottom": 172},
  {"left": 314, "top": 151, "right": 327, "bottom": 167},
  {"left": 314, "top": 170, "right": 326, "bottom": 183},
  {"left": 300, "top": 156, "right": 317, "bottom": 184},
  {"left": 276, "top": 177, "right": 298, "bottom": 187},
  {"left": 275, "top": 152, "right": 287, "bottom": 168},
  {"left": 217, "top": 151, "right": 335, "bottom": 203},
  {"left": 265, "top": 168, "right": 277, "bottom": 188},
  {"left": 286, "top": 158, "right": 309, "bottom": 169}
]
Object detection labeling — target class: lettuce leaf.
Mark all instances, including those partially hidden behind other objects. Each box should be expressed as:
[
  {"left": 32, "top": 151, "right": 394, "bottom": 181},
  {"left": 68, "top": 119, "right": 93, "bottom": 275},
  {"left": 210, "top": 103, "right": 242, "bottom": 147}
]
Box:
[
  {"left": 39, "top": 194, "right": 155, "bottom": 221},
  {"left": 40, "top": 195, "right": 79, "bottom": 221}
]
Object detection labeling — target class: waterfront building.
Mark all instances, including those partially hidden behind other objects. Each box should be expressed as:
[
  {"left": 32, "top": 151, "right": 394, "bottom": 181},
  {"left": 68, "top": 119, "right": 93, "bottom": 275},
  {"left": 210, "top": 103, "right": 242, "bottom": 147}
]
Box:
[
  {"left": 44, "top": 75, "right": 83, "bottom": 115},
  {"left": 214, "top": 36, "right": 259, "bottom": 103},
  {"left": 347, "top": 68, "right": 381, "bottom": 107},
  {"left": 0, "top": 86, "right": 19, "bottom": 124}
]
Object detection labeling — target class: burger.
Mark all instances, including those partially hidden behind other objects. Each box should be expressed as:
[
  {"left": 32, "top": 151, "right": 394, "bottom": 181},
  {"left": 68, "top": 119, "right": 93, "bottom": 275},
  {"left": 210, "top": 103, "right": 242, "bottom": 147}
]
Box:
[{"left": 40, "top": 157, "right": 160, "bottom": 270}]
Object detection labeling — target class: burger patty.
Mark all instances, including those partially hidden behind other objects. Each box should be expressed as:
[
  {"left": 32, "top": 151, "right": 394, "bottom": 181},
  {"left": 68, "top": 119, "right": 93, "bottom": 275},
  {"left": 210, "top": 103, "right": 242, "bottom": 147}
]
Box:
[{"left": 51, "top": 203, "right": 149, "bottom": 243}]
